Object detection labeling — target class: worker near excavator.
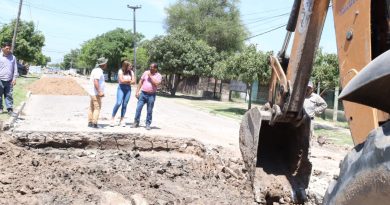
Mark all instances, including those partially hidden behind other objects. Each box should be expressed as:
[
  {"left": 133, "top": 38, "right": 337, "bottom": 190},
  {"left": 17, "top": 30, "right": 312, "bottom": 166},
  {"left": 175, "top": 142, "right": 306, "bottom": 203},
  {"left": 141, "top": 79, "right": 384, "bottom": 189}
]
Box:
[{"left": 304, "top": 81, "right": 327, "bottom": 139}]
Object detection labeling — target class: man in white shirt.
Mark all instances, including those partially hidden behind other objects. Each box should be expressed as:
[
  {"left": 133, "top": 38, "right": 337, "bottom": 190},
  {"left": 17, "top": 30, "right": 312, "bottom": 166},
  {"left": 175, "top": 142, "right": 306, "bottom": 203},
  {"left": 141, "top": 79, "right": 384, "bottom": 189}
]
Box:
[
  {"left": 88, "top": 57, "right": 108, "bottom": 128},
  {"left": 304, "top": 81, "right": 327, "bottom": 140},
  {"left": 304, "top": 81, "right": 327, "bottom": 119}
]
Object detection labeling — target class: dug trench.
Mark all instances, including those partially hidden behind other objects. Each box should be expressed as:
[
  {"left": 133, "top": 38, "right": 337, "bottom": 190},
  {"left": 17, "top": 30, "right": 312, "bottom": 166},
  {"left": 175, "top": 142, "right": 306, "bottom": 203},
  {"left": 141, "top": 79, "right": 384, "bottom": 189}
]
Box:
[
  {"left": 0, "top": 131, "right": 255, "bottom": 205},
  {"left": 0, "top": 131, "right": 338, "bottom": 205}
]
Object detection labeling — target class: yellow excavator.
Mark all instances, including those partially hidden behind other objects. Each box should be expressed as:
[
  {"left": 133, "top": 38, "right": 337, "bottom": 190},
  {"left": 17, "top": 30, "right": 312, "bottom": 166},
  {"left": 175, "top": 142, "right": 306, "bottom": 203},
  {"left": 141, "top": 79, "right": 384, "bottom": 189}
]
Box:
[{"left": 239, "top": 0, "right": 390, "bottom": 204}]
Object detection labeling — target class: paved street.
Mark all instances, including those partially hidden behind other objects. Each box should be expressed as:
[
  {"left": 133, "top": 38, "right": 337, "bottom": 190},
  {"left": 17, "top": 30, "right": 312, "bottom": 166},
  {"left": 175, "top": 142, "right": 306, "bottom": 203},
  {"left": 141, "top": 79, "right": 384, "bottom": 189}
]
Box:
[{"left": 15, "top": 76, "right": 241, "bottom": 155}]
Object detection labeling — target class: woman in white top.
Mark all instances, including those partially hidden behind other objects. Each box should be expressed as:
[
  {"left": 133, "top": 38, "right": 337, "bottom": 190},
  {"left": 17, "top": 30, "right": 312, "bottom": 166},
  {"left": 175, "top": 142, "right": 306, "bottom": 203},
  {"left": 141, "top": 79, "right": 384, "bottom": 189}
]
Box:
[{"left": 110, "top": 60, "right": 135, "bottom": 126}]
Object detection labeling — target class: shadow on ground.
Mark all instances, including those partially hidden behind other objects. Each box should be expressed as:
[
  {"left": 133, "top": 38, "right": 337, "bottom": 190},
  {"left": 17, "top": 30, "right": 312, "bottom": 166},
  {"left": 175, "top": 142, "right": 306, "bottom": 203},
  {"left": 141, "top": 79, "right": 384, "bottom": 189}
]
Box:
[{"left": 214, "top": 107, "right": 247, "bottom": 116}]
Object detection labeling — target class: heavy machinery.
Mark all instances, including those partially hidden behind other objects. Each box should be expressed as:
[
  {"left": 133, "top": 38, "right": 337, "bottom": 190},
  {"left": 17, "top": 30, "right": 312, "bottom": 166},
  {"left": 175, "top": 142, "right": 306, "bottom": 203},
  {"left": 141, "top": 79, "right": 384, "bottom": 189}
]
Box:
[{"left": 239, "top": 0, "right": 390, "bottom": 204}]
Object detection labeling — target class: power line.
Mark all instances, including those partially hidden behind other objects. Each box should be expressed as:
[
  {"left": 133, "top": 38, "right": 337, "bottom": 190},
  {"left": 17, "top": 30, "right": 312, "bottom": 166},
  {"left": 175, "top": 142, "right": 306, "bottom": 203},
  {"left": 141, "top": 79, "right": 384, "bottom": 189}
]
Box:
[
  {"left": 244, "top": 12, "right": 289, "bottom": 26},
  {"left": 7, "top": 0, "right": 162, "bottom": 24},
  {"left": 247, "top": 15, "right": 288, "bottom": 31},
  {"left": 42, "top": 49, "right": 67, "bottom": 54},
  {"left": 245, "top": 24, "right": 287, "bottom": 41},
  {"left": 45, "top": 33, "right": 80, "bottom": 41},
  {"left": 241, "top": 6, "right": 290, "bottom": 17}
]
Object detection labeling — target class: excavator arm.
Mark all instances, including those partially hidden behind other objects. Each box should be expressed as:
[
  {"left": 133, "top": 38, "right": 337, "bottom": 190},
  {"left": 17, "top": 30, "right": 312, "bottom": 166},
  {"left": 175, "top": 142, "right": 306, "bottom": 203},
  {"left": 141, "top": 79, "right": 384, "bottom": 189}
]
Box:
[{"left": 240, "top": 0, "right": 390, "bottom": 204}]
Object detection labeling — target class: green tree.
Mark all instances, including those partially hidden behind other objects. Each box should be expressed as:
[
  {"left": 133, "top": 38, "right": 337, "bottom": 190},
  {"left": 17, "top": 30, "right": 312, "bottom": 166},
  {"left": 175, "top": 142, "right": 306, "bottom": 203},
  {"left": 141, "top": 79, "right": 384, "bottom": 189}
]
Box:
[
  {"left": 165, "top": 0, "right": 247, "bottom": 53},
  {"left": 123, "top": 42, "right": 150, "bottom": 79},
  {"left": 61, "top": 49, "right": 80, "bottom": 69},
  {"left": 0, "top": 19, "right": 49, "bottom": 65},
  {"left": 34, "top": 53, "right": 51, "bottom": 66},
  {"left": 77, "top": 28, "right": 143, "bottom": 80},
  {"left": 225, "top": 44, "right": 271, "bottom": 109},
  {"left": 312, "top": 49, "right": 339, "bottom": 94},
  {"left": 147, "top": 29, "right": 219, "bottom": 96}
]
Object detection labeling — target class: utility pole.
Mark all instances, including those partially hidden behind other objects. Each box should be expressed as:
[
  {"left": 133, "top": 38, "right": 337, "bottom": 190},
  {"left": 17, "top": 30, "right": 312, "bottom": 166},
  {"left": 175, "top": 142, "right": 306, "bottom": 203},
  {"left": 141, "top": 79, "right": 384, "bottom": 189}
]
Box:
[
  {"left": 127, "top": 5, "right": 141, "bottom": 77},
  {"left": 11, "top": 0, "right": 23, "bottom": 53}
]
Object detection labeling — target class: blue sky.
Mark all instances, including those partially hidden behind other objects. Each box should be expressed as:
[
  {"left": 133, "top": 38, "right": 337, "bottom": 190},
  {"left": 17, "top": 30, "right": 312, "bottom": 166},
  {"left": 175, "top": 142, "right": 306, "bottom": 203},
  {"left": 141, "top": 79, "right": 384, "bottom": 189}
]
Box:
[{"left": 0, "top": 0, "right": 337, "bottom": 64}]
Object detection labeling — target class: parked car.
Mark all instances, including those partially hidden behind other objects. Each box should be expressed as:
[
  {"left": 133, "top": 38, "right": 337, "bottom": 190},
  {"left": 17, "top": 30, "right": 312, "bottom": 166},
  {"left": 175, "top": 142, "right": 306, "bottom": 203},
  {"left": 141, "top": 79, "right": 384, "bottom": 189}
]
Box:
[{"left": 17, "top": 63, "right": 28, "bottom": 76}]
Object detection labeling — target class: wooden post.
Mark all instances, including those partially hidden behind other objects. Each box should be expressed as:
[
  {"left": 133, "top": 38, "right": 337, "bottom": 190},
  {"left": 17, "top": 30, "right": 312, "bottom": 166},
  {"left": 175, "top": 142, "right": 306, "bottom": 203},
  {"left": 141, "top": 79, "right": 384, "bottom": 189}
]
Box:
[{"left": 333, "top": 86, "right": 339, "bottom": 122}]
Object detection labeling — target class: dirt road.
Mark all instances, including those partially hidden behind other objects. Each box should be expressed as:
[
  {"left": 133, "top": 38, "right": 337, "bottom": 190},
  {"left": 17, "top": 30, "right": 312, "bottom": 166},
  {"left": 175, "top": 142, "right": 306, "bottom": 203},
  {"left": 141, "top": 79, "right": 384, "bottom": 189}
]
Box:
[{"left": 1, "top": 75, "right": 351, "bottom": 204}]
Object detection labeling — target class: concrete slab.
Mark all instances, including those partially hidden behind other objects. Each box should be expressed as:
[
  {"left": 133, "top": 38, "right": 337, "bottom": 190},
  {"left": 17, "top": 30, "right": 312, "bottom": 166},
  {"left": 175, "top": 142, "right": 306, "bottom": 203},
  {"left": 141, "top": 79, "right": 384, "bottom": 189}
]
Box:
[{"left": 14, "top": 77, "right": 240, "bottom": 155}]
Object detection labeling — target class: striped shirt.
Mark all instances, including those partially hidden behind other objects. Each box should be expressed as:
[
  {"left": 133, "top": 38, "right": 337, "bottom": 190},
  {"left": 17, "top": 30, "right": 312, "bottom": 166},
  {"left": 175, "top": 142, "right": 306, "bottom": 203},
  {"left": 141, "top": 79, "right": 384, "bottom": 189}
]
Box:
[{"left": 0, "top": 52, "right": 18, "bottom": 81}]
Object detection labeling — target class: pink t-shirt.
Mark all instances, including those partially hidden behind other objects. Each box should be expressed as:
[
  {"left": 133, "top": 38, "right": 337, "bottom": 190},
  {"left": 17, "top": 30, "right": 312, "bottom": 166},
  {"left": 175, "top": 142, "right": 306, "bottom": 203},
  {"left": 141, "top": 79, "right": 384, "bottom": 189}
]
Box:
[{"left": 141, "top": 71, "right": 162, "bottom": 93}]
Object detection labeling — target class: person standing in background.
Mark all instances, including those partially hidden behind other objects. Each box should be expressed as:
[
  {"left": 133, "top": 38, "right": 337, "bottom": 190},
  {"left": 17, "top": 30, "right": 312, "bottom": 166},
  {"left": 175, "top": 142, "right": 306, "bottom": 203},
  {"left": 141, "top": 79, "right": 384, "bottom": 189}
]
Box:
[
  {"left": 88, "top": 57, "right": 108, "bottom": 128},
  {"left": 110, "top": 60, "right": 135, "bottom": 127},
  {"left": 304, "top": 81, "right": 327, "bottom": 139},
  {"left": 0, "top": 42, "right": 18, "bottom": 115},
  {"left": 131, "top": 63, "right": 162, "bottom": 130}
]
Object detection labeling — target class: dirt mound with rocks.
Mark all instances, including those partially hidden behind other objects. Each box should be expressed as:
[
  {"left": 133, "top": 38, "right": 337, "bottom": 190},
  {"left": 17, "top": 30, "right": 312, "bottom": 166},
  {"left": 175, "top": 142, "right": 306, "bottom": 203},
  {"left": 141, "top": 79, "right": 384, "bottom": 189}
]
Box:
[
  {"left": 0, "top": 137, "right": 254, "bottom": 205},
  {"left": 28, "top": 76, "right": 87, "bottom": 96}
]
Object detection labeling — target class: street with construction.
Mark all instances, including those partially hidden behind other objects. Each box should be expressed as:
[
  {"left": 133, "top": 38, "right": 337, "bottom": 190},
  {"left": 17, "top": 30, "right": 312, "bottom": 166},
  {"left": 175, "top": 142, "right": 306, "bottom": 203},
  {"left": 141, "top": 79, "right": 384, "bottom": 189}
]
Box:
[
  {"left": 4, "top": 0, "right": 390, "bottom": 204},
  {"left": 0, "top": 75, "right": 350, "bottom": 205}
]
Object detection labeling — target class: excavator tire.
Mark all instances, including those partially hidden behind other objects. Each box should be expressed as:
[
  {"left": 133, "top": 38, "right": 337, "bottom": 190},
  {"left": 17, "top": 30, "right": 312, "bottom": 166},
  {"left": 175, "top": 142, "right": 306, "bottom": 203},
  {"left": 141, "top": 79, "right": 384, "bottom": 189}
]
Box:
[{"left": 323, "top": 121, "right": 390, "bottom": 205}]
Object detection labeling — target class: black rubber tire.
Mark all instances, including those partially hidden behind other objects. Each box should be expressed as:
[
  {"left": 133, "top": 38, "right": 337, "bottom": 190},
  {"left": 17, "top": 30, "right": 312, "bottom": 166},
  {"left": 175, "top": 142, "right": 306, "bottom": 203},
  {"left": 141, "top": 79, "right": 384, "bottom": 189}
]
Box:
[{"left": 323, "top": 121, "right": 390, "bottom": 205}]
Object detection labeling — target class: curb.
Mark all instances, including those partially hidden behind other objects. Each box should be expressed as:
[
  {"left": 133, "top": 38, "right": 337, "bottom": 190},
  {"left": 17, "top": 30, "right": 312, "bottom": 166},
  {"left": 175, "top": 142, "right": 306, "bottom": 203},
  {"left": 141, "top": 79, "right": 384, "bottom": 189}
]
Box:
[{"left": 2, "top": 91, "right": 32, "bottom": 131}]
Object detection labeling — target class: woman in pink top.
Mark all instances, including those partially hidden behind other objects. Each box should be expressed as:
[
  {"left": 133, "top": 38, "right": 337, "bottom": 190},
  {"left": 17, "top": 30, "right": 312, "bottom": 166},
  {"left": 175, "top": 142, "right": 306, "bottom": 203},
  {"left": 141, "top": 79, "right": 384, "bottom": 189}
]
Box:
[{"left": 131, "top": 63, "right": 162, "bottom": 130}]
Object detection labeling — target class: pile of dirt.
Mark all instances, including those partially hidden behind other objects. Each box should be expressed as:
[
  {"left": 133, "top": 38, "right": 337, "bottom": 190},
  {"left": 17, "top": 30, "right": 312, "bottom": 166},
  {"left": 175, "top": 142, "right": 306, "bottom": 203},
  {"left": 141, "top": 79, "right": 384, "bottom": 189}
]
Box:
[
  {"left": 28, "top": 76, "right": 87, "bottom": 96},
  {"left": 0, "top": 139, "right": 254, "bottom": 205}
]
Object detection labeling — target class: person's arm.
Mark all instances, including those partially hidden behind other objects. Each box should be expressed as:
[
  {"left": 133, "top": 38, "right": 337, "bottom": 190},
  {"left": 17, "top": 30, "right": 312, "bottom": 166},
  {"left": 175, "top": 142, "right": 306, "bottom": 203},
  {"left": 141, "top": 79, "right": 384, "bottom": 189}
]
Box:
[
  {"left": 118, "top": 70, "right": 132, "bottom": 84},
  {"left": 148, "top": 72, "right": 161, "bottom": 86},
  {"left": 135, "top": 78, "right": 144, "bottom": 99},
  {"left": 118, "top": 72, "right": 129, "bottom": 84},
  {"left": 12, "top": 56, "right": 18, "bottom": 86},
  {"left": 314, "top": 95, "right": 327, "bottom": 115},
  {"left": 130, "top": 70, "right": 136, "bottom": 85},
  {"left": 135, "top": 72, "right": 146, "bottom": 98},
  {"left": 94, "top": 79, "right": 104, "bottom": 97}
]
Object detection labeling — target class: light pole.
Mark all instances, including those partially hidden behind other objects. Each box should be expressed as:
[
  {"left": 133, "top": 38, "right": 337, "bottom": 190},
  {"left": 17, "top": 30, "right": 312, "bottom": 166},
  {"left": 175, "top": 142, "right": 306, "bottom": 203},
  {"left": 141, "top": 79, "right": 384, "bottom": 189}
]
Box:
[
  {"left": 127, "top": 5, "right": 141, "bottom": 77},
  {"left": 11, "top": 0, "right": 23, "bottom": 52}
]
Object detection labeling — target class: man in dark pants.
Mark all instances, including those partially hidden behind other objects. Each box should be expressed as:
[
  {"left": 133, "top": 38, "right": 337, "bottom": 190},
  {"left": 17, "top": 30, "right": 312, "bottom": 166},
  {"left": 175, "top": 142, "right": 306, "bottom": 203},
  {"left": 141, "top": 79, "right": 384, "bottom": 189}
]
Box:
[
  {"left": 0, "top": 42, "right": 18, "bottom": 115},
  {"left": 131, "top": 63, "right": 162, "bottom": 130}
]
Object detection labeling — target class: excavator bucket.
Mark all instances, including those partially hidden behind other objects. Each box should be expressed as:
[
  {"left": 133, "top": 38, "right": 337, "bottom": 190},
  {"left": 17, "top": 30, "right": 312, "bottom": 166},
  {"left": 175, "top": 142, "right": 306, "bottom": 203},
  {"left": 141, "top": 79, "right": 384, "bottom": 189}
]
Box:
[{"left": 239, "top": 107, "right": 312, "bottom": 204}]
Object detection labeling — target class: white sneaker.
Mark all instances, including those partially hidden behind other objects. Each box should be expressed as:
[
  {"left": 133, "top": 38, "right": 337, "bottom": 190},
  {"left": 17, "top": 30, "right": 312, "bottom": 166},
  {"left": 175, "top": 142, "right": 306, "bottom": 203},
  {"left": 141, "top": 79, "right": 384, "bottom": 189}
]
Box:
[
  {"left": 110, "top": 120, "right": 115, "bottom": 127},
  {"left": 118, "top": 121, "right": 126, "bottom": 127}
]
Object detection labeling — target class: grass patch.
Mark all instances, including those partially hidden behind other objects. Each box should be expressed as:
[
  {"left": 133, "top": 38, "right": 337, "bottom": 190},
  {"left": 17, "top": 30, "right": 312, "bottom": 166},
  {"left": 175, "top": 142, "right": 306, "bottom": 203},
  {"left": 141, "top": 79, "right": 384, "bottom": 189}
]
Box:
[
  {"left": 315, "top": 117, "right": 349, "bottom": 129},
  {"left": 0, "top": 75, "right": 39, "bottom": 120},
  {"left": 162, "top": 94, "right": 258, "bottom": 120},
  {"left": 315, "top": 128, "right": 353, "bottom": 146}
]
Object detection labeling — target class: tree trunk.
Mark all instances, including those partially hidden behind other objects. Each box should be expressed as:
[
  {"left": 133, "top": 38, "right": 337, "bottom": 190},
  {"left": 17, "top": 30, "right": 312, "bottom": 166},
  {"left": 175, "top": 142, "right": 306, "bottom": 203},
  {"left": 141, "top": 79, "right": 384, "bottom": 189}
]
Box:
[
  {"left": 164, "top": 75, "right": 168, "bottom": 92},
  {"left": 317, "top": 82, "right": 321, "bottom": 94},
  {"left": 170, "top": 74, "right": 181, "bottom": 96},
  {"left": 207, "top": 77, "right": 210, "bottom": 91},
  {"left": 219, "top": 80, "right": 223, "bottom": 94},
  {"left": 107, "top": 71, "right": 112, "bottom": 82},
  {"left": 213, "top": 78, "right": 218, "bottom": 98},
  {"left": 167, "top": 75, "right": 173, "bottom": 92},
  {"left": 247, "top": 83, "right": 252, "bottom": 110}
]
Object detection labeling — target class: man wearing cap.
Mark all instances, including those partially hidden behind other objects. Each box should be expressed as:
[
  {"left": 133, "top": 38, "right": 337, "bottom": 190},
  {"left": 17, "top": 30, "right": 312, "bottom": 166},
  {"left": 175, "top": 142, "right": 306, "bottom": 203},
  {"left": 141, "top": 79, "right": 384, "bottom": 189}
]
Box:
[
  {"left": 304, "top": 81, "right": 327, "bottom": 142},
  {"left": 131, "top": 63, "right": 162, "bottom": 130},
  {"left": 88, "top": 57, "right": 108, "bottom": 128},
  {"left": 0, "top": 42, "right": 19, "bottom": 115},
  {"left": 304, "top": 81, "right": 327, "bottom": 119}
]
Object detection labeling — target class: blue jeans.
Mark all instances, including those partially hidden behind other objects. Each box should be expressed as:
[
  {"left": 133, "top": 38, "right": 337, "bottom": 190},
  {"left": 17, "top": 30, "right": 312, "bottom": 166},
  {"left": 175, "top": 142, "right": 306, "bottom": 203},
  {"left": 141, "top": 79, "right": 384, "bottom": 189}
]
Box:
[
  {"left": 0, "top": 80, "right": 13, "bottom": 110},
  {"left": 112, "top": 84, "right": 131, "bottom": 118},
  {"left": 134, "top": 91, "right": 156, "bottom": 126}
]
